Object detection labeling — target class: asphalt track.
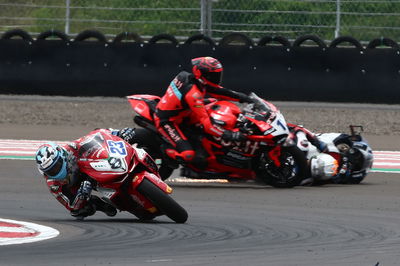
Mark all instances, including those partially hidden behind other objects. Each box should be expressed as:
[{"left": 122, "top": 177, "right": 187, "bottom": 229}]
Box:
[{"left": 1, "top": 98, "right": 400, "bottom": 266}]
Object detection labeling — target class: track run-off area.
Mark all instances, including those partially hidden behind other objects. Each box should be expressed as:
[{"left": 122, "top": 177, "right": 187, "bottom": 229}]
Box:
[{"left": 0, "top": 139, "right": 399, "bottom": 173}]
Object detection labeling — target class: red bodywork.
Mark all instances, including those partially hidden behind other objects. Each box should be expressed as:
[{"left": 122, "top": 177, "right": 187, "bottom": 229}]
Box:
[
  {"left": 127, "top": 95, "right": 285, "bottom": 180},
  {"left": 77, "top": 130, "right": 172, "bottom": 215},
  {"left": 127, "top": 95, "right": 161, "bottom": 121}
]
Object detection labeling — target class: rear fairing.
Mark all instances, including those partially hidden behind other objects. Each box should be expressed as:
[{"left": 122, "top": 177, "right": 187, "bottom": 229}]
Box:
[{"left": 127, "top": 94, "right": 160, "bottom": 121}]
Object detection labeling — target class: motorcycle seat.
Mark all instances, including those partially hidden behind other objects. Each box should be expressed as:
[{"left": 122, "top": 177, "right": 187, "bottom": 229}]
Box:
[{"left": 142, "top": 98, "right": 159, "bottom": 117}]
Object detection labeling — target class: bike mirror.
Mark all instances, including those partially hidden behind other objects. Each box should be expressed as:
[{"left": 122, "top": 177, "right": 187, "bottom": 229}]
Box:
[{"left": 349, "top": 125, "right": 363, "bottom": 141}]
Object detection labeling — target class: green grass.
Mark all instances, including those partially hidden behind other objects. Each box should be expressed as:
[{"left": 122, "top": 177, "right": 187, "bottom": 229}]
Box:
[{"left": 1, "top": 0, "right": 399, "bottom": 42}]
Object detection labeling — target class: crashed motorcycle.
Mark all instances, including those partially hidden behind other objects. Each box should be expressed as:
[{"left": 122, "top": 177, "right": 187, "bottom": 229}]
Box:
[
  {"left": 127, "top": 92, "right": 308, "bottom": 188},
  {"left": 77, "top": 130, "right": 188, "bottom": 223},
  {"left": 290, "top": 125, "right": 374, "bottom": 185}
]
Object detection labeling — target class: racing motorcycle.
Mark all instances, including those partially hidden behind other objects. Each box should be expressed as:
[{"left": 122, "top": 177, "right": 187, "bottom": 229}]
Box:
[
  {"left": 290, "top": 125, "right": 374, "bottom": 185},
  {"left": 127, "top": 92, "right": 308, "bottom": 188},
  {"left": 77, "top": 130, "right": 188, "bottom": 223}
]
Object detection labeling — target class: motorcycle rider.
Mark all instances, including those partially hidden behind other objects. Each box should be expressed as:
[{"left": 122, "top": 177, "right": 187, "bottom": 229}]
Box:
[
  {"left": 153, "top": 56, "right": 253, "bottom": 166},
  {"left": 289, "top": 124, "right": 374, "bottom": 185},
  {"left": 35, "top": 128, "right": 152, "bottom": 219}
]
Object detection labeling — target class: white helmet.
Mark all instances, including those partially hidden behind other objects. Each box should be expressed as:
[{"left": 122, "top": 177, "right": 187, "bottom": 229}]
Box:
[
  {"left": 310, "top": 153, "right": 339, "bottom": 180},
  {"left": 36, "top": 142, "right": 68, "bottom": 180}
]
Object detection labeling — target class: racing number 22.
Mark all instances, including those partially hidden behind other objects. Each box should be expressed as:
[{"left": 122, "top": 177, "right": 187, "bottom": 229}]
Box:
[{"left": 107, "top": 140, "right": 127, "bottom": 156}]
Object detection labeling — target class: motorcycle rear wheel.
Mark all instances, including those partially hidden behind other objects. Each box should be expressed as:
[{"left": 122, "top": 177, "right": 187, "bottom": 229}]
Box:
[
  {"left": 137, "top": 179, "right": 188, "bottom": 223},
  {"left": 258, "top": 146, "right": 307, "bottom": 188}
]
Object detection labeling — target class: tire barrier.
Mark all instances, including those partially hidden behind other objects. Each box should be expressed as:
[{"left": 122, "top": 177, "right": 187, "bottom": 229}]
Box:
[
  {"left": 148, "top": 34, "right": 179, "bottom": 45},
  {"left": 37, "top": 30, "right": 70, "bottom": 42},
  {"left": 292, "top": 34, "right": 327, "bottom": 49},
  {"left": 367, "top": 37, "right": 400, "bottom": 50},
  {"left": 257, "top": 36, "right": 291, "bottom": 47},
  {"left": 0, "top": 29, "right": 399, "bottom": 103},
  {"left": 329, "top": 36, "right": 363, "bottom": 50},
  {"left": 1, "top": 29, "right": 397, "bottom": 50},
  {"left": 1, "top": 29, "right": 33, "bottom": 42},
  {"left": 184, "top": 34, "right": 216, "bottom": 46},
  {"left": 219, "top": 32, "right": 255, "bottom": 47},
  {"left": 113, "top": 32, "right": 143, "bottom": 43},
  {"left": 74, "top": 30, "right": 107, "bottom": 42}
]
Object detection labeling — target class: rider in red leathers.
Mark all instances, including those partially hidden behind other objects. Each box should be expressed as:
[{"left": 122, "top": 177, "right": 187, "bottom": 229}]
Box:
[
  {"left": 154, "top": 56, "right": 253, "bottom": 166},
  {"left": 35, "top": 128, "right": 155, "bottom": 219}
]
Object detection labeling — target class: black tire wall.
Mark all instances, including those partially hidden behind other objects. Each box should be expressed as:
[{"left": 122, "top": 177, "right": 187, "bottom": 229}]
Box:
[{"left": 0, "top": 30, "right": 399, "bottom": 103}]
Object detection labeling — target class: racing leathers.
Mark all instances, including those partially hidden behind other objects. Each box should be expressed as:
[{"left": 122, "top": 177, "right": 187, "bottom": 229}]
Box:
[
  {"left": 288, "top": 123, "right": 328, "bottom": 154},
  {"left": 154, "top": 71, "right": 250, "bottom": 164},
  {"left": 42, "top": 130, "right": 118, "bottom": 219},
  {"left": 289, "top": 124, "right": 372, "bottom": 184}
]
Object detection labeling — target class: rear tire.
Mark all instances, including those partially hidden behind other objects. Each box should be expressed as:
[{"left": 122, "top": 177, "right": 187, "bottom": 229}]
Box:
[
  {"left": 137, "top": 179, "right": 188, "bottom": 223},
  {"left": 258, "top": 146, "right": 307, "bottom": 188}
]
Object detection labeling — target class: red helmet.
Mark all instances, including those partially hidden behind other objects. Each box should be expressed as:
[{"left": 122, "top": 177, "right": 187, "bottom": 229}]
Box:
[{"left": 191, "top": 57, "right": 223, "bottom": 88}]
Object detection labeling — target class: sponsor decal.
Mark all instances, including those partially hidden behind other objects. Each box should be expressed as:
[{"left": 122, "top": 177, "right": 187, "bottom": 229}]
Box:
[
  {"left": 213, "top": 137, "right": 260, "bottom": 155},
  {"left": 163, "top": 124, "right": 181, "bottom": 143}
]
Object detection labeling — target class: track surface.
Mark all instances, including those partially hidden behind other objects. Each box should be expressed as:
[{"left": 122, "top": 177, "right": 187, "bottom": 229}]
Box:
[
  {"left": 1, "top": 97, "right": 400, "bottom": 265},
  {"left": 1, "top": 160, "right": 400, "bottom": 266}
]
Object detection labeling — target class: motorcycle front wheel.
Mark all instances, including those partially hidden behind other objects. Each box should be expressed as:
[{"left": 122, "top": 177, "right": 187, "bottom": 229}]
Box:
[
  {"left": 137, "top": 179, "right": 188, "bottom": 223},
  {"left": 257, "top": 146, "right": 308, "bottom": 188}
]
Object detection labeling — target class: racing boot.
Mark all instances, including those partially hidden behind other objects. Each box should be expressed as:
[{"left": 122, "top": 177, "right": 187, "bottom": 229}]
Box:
[
  {"left": 190, "top": 148, "right": 208, "bottom": 170},
  {"left": 70, "top": 203, "right": 96, "bottom": 220},
  {"left": 90, "top": 195, "right": 117, "bottom": 217}
]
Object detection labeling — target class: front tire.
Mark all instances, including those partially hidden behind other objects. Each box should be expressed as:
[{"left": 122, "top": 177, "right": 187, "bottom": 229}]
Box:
[
  {"left": 137, "top": 179, "right": 188, "bottom": 223},
  {"left": 258, "top": 146, "right": 307, "bottom": 188}
]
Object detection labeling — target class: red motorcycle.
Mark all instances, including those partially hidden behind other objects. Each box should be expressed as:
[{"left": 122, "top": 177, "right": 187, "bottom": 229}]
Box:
[
  {"left": 127, "top": 93, "right": 307, "bottom": 188},
  {"left": 77, "top": 130, "right": 188, "bottom": 223}
]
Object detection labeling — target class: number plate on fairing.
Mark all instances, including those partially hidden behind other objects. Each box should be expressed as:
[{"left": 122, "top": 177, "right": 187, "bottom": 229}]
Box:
[{"left": 107, "top": 140, "right": 128, "bottom": 157}]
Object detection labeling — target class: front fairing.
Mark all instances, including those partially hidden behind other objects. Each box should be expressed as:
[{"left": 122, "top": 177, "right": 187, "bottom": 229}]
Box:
[
  {"left": 77, "top": 130, "right": 136, "bottom": 183},
  {"left": 268, "top": 111, "right": 289, "bottom": 138}
]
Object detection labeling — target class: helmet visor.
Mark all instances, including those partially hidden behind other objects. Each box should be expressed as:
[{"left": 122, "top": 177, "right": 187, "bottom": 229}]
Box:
[
  {"left": 44, "top": 155, "right": 64, "bottom": 177},
  {"left": 203, "top": 71, "right": 222, "bottom": 86}
]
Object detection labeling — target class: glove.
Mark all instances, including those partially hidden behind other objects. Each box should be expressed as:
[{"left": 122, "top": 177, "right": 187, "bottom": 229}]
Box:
[
  {"left": 222, "top": 130, "right": 246, "bottom": 142},
  {"left": 77, "top": 180, "right": 92, "bottom": 200},
  {"left": 118, "top": 127, "right": 136, "bottom": 143}
]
